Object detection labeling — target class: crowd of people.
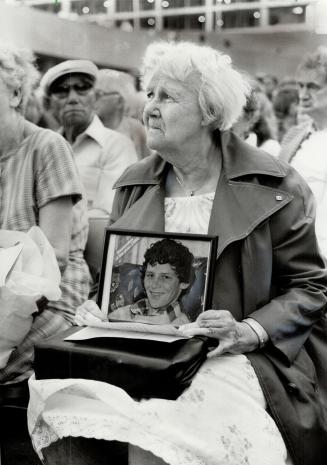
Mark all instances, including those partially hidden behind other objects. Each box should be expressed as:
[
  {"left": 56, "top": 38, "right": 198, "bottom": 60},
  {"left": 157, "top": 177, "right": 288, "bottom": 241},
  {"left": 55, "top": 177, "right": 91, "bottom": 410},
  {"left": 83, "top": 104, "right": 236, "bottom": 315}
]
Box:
[{"left": 1, "top": 39, "right": 327, "bottom": 465}]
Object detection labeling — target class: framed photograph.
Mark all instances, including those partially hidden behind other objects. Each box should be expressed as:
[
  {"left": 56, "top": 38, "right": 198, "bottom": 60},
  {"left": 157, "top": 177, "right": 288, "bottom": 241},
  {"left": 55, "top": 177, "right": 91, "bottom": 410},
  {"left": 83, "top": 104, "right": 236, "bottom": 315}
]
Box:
[{"left": 97, "top": 228, "right": 218, "bottom": 326}]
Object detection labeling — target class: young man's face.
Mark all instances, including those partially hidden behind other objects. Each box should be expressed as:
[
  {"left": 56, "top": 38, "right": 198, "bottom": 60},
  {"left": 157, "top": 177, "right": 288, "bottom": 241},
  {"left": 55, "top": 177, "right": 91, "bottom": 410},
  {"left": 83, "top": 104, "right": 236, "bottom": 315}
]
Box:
[
  {"left": 297, "top": 67, "right": 327, "bottom": 117},
  {"left": 49, "top": 74, "right": 95, "bottom": 130},
  {"left": 144, "top": 263, "right": 189, "bottom": 309}
]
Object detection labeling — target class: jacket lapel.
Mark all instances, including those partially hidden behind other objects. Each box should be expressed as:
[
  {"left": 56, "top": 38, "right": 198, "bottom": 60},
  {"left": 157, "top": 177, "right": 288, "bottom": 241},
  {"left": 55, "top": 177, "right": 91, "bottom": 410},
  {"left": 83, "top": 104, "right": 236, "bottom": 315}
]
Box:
[
  {"left": 208, "top": 173, "right": 292, "bottom": 258},
  {"left": 111, "top": 184, "right": 165, "bottom": 232},
  {"left": 209, "top": 132, "right": 292, "bottom": 257},
  {"left": 112, "top": 132, "right": 292, "bottom": 257}
]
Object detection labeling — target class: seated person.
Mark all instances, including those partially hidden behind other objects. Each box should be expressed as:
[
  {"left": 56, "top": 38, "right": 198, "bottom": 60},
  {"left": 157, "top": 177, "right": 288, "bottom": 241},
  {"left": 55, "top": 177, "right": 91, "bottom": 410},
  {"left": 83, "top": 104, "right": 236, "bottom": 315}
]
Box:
[
  {"left": 0, "top": 44, "right": 91, "bottom": 387},
  {"left": 40, "top": 60, "right": 138, "bottom": 218},
  {"left": 30, "top": 40, "right": 327, "bottom": 465}
]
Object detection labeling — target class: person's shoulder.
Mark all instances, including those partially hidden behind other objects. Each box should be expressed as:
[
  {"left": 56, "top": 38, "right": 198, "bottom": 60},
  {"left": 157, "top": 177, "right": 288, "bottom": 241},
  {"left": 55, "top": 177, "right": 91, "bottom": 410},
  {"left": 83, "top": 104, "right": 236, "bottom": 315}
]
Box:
[
  {"left": 229, "top": 132, "right": 312, "bottom": 200},
  {"left": 100, "top": 124, "right": 139, "bottom": 161},
  {"left": 24, "top": 120, "right": 66, "bottom": 143},
  {"left": 100, "top": 123, "right": 135, "bottom": 146},
  {"left": 260, "top": 139, "right": 281, "bottom": 157},
  {"left": 113, "top": 152, "right": 164, "bottom": 188},
  {"left": 24, "top": 121, "right": 72, "bottom": 154},
  {"left": 280, "top": 119, "right": 313, "bottom": 147}
]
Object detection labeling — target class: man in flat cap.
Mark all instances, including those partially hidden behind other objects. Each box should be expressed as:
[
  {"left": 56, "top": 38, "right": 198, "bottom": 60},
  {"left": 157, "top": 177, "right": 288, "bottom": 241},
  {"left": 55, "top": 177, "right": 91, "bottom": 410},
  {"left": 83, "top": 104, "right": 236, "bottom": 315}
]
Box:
[{"left": 41, "top": 59, "right": 138, "bottom": 219}]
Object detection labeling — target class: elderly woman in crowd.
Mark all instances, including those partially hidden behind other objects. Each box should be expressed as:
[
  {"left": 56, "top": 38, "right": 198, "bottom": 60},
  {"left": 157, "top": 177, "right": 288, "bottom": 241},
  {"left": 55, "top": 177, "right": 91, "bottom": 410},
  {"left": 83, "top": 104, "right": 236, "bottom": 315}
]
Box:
[
  {"left": 31, "top": 41, "right": 327, "bottom": 465},
  {"left": 0, "top": 44, "right": 91, "bottom": 391}
]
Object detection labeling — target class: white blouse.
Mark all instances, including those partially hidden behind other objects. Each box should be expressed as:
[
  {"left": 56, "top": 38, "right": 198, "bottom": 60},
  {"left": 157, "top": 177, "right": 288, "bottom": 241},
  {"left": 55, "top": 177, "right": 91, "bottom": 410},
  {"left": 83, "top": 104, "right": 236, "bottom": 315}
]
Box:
[{"left": 164, "top": 193, "right": 215, "bottom": 234}]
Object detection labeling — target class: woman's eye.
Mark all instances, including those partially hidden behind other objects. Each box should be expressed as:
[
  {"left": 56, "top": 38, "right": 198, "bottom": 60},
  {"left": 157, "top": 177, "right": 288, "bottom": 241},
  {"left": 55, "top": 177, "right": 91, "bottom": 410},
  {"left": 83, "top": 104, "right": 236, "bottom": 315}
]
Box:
[
  {"left": 146, "top": 91, "right": 154, "bottom": 99},
  {"left": 162, "top": 92, "right": 172, "bottom": 100}
]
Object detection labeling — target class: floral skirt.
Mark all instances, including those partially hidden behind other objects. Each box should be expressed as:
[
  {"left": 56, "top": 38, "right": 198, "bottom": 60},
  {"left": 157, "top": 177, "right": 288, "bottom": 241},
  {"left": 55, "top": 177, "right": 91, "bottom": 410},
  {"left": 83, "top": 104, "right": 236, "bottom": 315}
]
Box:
[{"left": 28, "top": 354, "right": 291, "bottom": 465}]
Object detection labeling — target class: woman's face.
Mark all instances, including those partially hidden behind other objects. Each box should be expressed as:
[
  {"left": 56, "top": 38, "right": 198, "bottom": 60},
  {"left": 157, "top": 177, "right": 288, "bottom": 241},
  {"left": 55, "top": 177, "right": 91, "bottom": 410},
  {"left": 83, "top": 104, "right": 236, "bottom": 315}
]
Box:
[
  {"left": 144, "top": 263, "right": 189, "bottom": 309},
  {"left": 143, "top": 75, "right": 204, "bottom": 155}
]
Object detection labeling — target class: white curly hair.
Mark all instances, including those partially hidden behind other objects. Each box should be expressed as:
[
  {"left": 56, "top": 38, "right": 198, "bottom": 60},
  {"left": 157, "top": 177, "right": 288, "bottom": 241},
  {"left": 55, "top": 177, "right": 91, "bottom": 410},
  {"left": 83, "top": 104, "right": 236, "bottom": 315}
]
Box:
[
  {"left": 141, "top": 41, "right": 251, "bottom": 131},
  {"left": 0, "top": 43, "right": 39, "bottom": 113}
]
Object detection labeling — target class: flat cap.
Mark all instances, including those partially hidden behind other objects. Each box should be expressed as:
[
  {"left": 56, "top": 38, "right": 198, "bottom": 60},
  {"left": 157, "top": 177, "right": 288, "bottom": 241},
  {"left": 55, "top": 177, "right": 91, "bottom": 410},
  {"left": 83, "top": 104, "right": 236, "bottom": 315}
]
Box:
[{"left": 40, "top": 59, "right": 98, "bottom": 94}]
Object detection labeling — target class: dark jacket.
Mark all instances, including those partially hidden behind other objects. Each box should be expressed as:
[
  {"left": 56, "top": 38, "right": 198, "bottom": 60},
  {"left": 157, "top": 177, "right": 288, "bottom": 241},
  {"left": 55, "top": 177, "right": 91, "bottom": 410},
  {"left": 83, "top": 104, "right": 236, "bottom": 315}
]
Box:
[{"left": 110, "top": 131, "right": 327, "bottom": 465}]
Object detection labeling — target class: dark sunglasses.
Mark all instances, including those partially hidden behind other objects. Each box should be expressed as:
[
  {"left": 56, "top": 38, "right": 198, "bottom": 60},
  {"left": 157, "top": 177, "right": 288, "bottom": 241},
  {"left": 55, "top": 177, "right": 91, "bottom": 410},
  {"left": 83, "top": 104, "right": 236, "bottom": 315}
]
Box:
[{"left": 51, "top": 82, "right": 93, "bottom": 99}]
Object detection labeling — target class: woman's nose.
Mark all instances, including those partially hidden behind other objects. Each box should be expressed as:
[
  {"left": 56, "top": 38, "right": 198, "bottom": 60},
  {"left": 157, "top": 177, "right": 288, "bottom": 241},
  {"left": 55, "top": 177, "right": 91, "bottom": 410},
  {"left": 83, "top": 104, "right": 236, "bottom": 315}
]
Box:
[{"left": 144, "top": 99, "right": 160, "bottom": 120}]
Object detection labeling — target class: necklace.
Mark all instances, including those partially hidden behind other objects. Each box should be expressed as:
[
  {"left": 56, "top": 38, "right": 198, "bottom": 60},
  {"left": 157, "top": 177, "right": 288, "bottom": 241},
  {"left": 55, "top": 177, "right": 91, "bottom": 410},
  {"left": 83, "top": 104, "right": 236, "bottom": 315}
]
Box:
[{"left": 175, "top": 173, "right": 202, "bottom": 197}]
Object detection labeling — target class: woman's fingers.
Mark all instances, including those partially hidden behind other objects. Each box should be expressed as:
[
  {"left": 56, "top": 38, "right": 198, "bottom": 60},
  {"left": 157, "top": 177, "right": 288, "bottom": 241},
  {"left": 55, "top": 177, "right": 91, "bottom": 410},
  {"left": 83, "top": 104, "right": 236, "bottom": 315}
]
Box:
[
  {"left": 75, "top": 300, "right": 106, "bottom": 326},
  {"left": 197, "top": 310, "right": 233, "bottom": 325},
  {"left": 83, "top": 300, "right": 104, "bottom": 316},
  {"left": 178, "top": 326, "right": 212, "bottom": 337},
  {"left": 207, "top": 344, "right": 226, "bottom": 358},
  {"left": 198, "top": 309, "right": 231, "bottom": 320},
  {"left": 74, "top": 315, "right": 86, "bottom": 326}
]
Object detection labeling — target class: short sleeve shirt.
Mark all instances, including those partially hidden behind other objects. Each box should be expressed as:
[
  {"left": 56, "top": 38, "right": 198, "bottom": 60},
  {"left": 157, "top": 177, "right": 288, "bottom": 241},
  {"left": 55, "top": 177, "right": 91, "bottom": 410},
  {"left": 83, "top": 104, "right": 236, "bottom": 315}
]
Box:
[
  {"left": 0, "top": 121, "right": 91, "bottom": 320},
  {"left": 0, "top": 122, "right": 82, "bottom": 232}
]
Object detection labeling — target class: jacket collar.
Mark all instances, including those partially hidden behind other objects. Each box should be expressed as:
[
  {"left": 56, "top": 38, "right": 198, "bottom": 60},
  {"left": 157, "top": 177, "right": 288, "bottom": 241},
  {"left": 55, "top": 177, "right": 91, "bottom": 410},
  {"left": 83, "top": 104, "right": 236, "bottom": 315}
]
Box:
[
  {"left": 74, "top": 114, "right": 107, "bottom": 148},
  {"left": 111, "top": 131, "right": 292, "bottom": 258},
  {"left": 60, "top": 115, "right": 108, "bottom": 149},
  {"left": 113, "top": 131, "right": 288, "bottom": 189}
]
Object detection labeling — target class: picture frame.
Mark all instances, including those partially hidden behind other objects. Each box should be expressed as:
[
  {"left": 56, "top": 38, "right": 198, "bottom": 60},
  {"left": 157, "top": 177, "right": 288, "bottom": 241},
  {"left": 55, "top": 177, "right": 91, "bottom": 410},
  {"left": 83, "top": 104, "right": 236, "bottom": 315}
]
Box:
[{"left": 97, "top": 228, "right": 218, "bottom": 326}]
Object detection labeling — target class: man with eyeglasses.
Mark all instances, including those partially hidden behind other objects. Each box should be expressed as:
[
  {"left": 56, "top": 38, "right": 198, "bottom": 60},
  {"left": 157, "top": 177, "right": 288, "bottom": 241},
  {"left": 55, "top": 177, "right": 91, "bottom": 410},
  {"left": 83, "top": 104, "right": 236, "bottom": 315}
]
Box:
[
  {"left": 279, "top": 47, "right": 327, "bottom": 258},
  {"left": 94, "top": 69, "right": 149, "bottom": 159},
  {"left": 41, "top": 60, "right": 138, "bottom": 219}
]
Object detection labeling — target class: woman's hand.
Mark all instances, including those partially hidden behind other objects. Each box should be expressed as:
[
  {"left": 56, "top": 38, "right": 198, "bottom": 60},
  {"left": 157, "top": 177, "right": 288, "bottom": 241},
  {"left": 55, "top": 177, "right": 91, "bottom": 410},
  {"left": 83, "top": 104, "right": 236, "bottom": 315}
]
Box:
[
  {"left": 74, "top": 300, "right": 107, "bottom": 327},
  {"left": 178, "top": 310, "right": 259, "bottom": 358}
]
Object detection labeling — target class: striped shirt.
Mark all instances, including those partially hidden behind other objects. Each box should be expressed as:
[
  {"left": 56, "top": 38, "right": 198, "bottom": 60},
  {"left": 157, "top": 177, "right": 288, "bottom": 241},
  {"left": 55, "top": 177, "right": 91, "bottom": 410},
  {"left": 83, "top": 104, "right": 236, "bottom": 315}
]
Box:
[
  {"left": 0, "top": 121, "right": 91, "bottom": 321},
  {"left": 0, "top": 121, "right": 91, "bottom": 383}
]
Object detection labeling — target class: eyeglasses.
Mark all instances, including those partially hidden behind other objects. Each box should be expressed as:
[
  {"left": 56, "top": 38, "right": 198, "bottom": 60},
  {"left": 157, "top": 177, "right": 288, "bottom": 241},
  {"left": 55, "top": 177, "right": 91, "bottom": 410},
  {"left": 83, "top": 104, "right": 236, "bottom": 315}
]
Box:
[
  {"left": 51, "top": 82, "right": 93, "bottom": 99},
  {"left": 94, "top": 90, "right": 121, "bottom": 100}
]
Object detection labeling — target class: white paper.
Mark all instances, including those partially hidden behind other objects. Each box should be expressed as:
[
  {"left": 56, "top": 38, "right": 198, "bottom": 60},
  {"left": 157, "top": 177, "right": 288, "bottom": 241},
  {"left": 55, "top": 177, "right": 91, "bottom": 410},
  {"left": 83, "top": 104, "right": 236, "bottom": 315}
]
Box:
[
  {"left": 0, "top": 242, "right": 24, "bottom": 286},
  {"left": 65, "top": 324, "right": 189, "bottom": 343}
]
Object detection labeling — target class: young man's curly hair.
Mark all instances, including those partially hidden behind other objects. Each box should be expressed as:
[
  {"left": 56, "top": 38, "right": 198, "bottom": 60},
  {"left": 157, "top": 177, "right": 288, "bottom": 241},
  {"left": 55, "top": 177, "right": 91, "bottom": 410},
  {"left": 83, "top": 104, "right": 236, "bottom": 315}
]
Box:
[{"left": 142, "top": 239, "right": 195, "bottom": 292}]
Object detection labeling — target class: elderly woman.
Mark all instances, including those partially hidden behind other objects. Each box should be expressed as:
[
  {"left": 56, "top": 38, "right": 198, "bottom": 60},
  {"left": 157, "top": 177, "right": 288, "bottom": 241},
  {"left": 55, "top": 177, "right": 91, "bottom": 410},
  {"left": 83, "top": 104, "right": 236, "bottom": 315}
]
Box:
[
  {"left": 0, "top": 44, "right": 91, "bottom": 390},
  {"left": 31, "top": 41, "right": 327, "bottom": 465}
]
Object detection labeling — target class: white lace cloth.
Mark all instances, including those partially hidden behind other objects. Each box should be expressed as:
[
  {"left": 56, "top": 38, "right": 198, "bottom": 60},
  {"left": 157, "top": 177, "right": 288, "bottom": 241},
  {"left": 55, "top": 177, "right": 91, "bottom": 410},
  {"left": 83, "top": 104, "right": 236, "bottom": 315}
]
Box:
[
  {"left": 164, "top": 193, "right": 215, "bottom": 234},
  {"left": 28, "top": 355, "right": 288, "bottom": 465},
  {"left": 27, "top": 194, "right": 292, "bottom": 464}
]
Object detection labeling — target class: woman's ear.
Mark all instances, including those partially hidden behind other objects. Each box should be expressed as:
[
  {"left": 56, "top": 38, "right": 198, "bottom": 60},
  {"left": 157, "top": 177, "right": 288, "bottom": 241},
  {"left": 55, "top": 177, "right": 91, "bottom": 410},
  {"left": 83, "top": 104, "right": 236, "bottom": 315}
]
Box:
[{"left": 10, "top": 88, "right": 22, "bottom": 109}]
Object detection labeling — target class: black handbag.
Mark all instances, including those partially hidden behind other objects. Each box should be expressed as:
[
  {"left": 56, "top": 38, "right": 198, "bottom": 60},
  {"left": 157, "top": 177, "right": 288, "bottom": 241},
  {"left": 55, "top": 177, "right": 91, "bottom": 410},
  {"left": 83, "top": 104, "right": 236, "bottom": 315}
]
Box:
[{"left": 34, "top": 327, "right": 214, "bottom": 400}]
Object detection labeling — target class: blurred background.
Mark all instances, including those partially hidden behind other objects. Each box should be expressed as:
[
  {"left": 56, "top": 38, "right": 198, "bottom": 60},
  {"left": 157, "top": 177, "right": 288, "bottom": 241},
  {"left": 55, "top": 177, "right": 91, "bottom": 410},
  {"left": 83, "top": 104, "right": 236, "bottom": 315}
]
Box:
[{"left": 1, "top": 0, "right": 327, "bottom": 82}]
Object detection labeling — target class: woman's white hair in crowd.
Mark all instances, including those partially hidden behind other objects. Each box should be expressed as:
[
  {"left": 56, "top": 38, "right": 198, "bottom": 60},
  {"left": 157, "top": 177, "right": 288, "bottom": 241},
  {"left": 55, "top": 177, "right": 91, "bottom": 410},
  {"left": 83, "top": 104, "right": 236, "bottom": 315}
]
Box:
[
  {"left": 141, "top": 41, "right": 251, "bottom": 131},
  {"left": 0, "top": 43, "right": 39, "bottom": 113}
]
